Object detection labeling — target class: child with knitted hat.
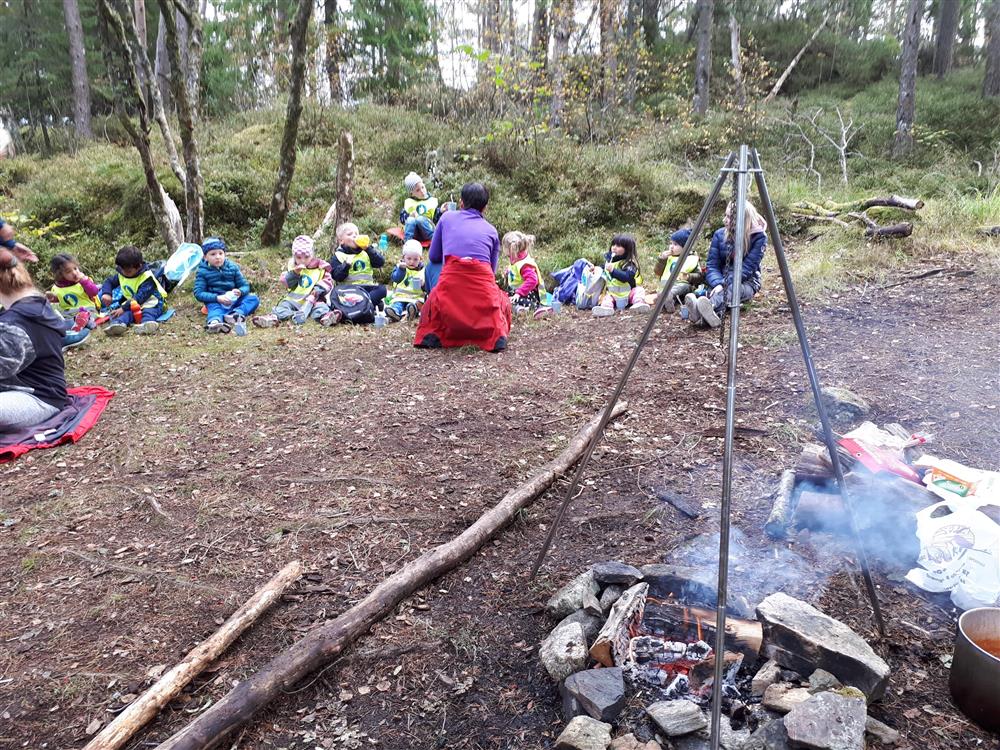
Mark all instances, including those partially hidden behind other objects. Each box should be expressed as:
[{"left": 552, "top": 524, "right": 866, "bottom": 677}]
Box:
[
  {"left": 400, "top": 172, "right": 444, "bottom": 243},
  {"left": 193, "top": 237, "right": 260, "bottom": 334},
  {"left": 253, "top": 235, "right": 337, "bottom": 328},
  {"left": 653, "top": 228, "right": 704, "bottom": 313},
  {"left": 386, "top": 239, "right": 427, "bottom": 322}
]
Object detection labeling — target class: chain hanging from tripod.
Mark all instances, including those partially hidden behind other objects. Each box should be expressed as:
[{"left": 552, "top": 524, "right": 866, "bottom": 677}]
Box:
[{"left": 716, "top": 168, "right": 742, "bottom": 353}]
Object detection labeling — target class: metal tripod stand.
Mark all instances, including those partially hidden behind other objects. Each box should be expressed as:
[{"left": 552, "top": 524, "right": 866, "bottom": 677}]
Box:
[{"left": 530, "top": 145, "right": 886, "bottom": 750}]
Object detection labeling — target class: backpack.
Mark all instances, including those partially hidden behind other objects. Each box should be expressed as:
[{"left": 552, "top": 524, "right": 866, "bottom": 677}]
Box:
[{"left": 329, "top": 284, "right": 376, "bottom": 325}]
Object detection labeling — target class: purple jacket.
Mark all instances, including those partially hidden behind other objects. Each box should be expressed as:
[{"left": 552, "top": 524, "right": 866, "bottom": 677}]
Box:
[{"left": 428, "top": 208, "right": 500, "bottom": 273}]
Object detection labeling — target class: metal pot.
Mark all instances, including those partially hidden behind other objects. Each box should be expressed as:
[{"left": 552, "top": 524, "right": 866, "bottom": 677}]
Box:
[{"left": 949, "top": 606, "right": 1000, "bottom": 732}]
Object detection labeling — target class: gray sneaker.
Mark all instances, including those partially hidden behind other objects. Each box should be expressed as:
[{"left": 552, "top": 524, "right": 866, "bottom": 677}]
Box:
[
  {"left": 206, "top": 319, "right": 225, "bottom": 334},
  {"left": 696, "top": 297, "right": 721, "bottom": 328},
  {"left": 630, "top": 302, "right": 651, "bottom": 313},
  {"left": 684, "top": 294, "right": 702, "bottom": 324},
  {"left": 105, "top": 322, "right": 128, "bottom": 337},
  {"left": 592, "top": 306, "right": 614, "bottom": 317},
  {"left": 135, "top": 321, "right": 160, "bottom": 335}
]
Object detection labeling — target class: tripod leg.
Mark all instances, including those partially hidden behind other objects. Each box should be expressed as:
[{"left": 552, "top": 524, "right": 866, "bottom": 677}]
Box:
[{"left": 750, "top": 148, "right": 886, "bottom": 637}]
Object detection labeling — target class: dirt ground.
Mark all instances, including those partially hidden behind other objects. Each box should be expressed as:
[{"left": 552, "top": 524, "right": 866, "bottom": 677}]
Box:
[{"left": 2, "top": 249, "right": 998, "bottom": 750}]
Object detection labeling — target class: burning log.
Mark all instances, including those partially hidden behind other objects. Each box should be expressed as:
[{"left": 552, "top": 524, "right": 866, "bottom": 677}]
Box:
[
  {"left": 642, "top": 600, "right": 762, "bottom": 661},
  {"left": 590, "top": 583, "right": 647, "bottom": 667}
]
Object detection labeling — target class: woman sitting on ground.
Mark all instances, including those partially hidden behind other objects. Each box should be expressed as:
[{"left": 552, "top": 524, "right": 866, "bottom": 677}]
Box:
[{"left": 0, "top": 248, "right": 70, "bottom": 432}]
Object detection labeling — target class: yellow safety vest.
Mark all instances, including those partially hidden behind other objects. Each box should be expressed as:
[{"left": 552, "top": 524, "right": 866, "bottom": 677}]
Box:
[
  {"left": 605, "top": 259, "right": 643, "bottom": 300},
  {"left": 389, "top": 267, "right": 426, "bottom": 304},
  {"left": 658, "top": 254, "right": 700, "bottom": 288},
  {"left": 119, "top": 270, "right": 168, "bottom": 309},
  {"left": 284, "top": 265, "right": 326, "bottom": 303},
  {"left": 49, "top": 282, "right": 99, "bottom": 313},
  {"left": 403, "top": 195, "right": 439, "bottom": 221},
  {"left": 507, "top": 256, "right": 545, "bottom": 296},
  {"left": 335, "top": 250, "right": 375, "bottom": 286}
]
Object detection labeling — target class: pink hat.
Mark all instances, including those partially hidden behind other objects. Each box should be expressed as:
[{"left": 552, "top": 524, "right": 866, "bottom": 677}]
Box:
[{"left": 292, "top": 235, "right": 315, "bottom": 257}]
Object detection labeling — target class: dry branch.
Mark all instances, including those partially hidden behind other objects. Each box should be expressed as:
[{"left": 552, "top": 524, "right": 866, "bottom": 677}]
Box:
[
  {"left": 763, "top": 13, "right": 829, "bottom": 103},
  {"left": 977, "top": 225, "right": 1000, "bottom": 237},
  {"left": 84, "top": 561, "right": 302, "bottom": 750},
  {"left": 154, "top": 403, "right": 628, "bottom": 750}
]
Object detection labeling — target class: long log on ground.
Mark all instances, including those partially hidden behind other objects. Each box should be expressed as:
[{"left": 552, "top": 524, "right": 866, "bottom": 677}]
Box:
[
  {"left": 764, "top": 469, "right": 798, "bottom": 539},
  {"left": 977, "top": 225, "right": 1000, "bottom": 237},
  {"left": 85, "top": 560, "right": 303, "bottom": 750},
  {"left": 863, "top": 221, "right": 913, "bottom": 239},
  {"left": 154, "top": 403, "right": 628, "bottom": 750}
]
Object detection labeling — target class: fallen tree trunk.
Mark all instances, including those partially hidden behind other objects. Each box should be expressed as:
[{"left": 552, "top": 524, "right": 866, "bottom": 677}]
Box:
[
  {"left": 764, "top": 469, "right": 798, "bottom": 540},
  {"left": 863, "top": 221, "right": 912, "bottom": 239},
  {"left": 977, "top": 225, "right": 1000, "bottom": 237},
  {"left": 85, "top": 560, "right": 302, "bottom": 750},
  {"left": 154, "top": 403, "right": 628, "bottom": 750},
  {"left": 763, "top": 12, "right": 829, "bottom": 103}
]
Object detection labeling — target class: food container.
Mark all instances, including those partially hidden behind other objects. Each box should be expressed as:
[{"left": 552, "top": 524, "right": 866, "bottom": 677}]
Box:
[{"left": 949, "top": 606, "right": 1000, "bottom": 731}]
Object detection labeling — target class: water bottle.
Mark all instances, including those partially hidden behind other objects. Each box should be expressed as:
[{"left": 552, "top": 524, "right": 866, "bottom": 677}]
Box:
[
  {"left": 374, "top": 310, "right": 386, "bottom": 329},
  {"left": 379, "top": 233, "right": 389, "bottom": 252},
  {"left": 551, "top": 298, "right": 562, "bottom": 314}
]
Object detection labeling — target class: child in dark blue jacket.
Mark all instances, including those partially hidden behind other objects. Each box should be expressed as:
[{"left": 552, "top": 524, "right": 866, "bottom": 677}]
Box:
[
  {"left": 193, "top": 237, "right": 260, "bottom": 334},
  {"left": 686, "top": 201, "right": 767, "bottom": 329},
  {"left": 99, "top": 246, "right": 169, "bottom": 336}
]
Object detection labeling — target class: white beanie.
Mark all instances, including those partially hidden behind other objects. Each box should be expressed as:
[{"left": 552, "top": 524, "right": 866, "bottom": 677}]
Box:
[
  {"left": 403, "top": 172, "right": 422, "bottom": 192},
  {"left": 402, "top": 239, "right": 424, "bottom": 257}
]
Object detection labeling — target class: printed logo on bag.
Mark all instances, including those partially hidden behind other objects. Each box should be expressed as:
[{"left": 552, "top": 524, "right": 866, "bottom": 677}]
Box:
[{"left": 926, "top": 524, "right": 976, "bottom": 564}]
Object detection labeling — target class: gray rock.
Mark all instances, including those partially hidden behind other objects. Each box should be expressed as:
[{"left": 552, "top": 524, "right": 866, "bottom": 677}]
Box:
[
  {"left": 762, "top": 683, "right": 812, "bottom": 714},
  {"left": 756, "top": 593, "right": 890, "bottom": 699},
  {"left": 819, "top": 387, "right": 871, "bottom": 422},
  {"left": 548, "top": 571, "right": 602, "bottom": 619},
  {"left": 865, "top": 716, "right": 900, "bottom": 745},
  {"left": 807, "top": 668, "right": 843, "bottom": 693},
  {"left": 561, "top": 684, "right": 585, "bottom": 722},
  {"left": 559, "top": 608, "right": 605, "bottom": 644},
  {"left": 645, "top": 700, "right": 708, "bottom": 737},
  {"left": 751, "top": 660, "right": 783, "bottom": 697},
  {"left": 541, "top": 620, "right": 589, "bottom": 682},
  {"left": 671, "top": 722, "right": 752, "bottom": 750},
  {"left": 555, "top": 715, "right": 613, "bottom": 750},
  {"left": 592, "top": 561, "right": 643, "bottom": 586},
  {"left": 563, "top": 668, "right": 626, "bottom": 723},
  {"left": 599, "top": 584, "right": 625, "bottom": 612},
  {"left": 583, "top": 589, "right": 604, "bottom": 617},
  {"left": 743, "top": 718, "right": 792, "bottom": 750},
  {"left": 783, "top": 692, "right": 866, "bottom": 750},
  {"left": 610, "top": 734, "right": 661, "bottom": 750}
]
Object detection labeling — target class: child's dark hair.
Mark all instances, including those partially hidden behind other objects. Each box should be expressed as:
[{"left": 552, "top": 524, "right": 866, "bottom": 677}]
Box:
[
  {"left": 609, "top": 234, "right": 640, "bottom": 274},
  {"left": 49, "top": 253, "right": 77, "bottom": 277},
  {"left": 115, "top": 245, "right": 144, "bottom": 269}
]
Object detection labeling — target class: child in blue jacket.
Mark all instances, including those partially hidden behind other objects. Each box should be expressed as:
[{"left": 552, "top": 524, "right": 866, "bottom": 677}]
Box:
[
  {"left": 686, "top": 201, "right": 767, "bottom": 329},
  {"left": 193, "top": 237, "right": 260, "bottom": 334},
  {"left": 99, "top": 246, "right": 169, "bottom": 336}
]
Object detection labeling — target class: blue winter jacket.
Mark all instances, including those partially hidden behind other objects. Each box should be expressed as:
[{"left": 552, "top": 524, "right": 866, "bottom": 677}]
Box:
[
  {"left": 193, "top": 258, "right": 251, "bottom": 304},
  {"left": 705, "top": 227, "right": 766, "bottom": 290}
]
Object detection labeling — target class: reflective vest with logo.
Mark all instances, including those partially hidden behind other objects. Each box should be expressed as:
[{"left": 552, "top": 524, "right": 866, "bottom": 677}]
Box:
[
  {"left": 507, "top": 256, "right": 544, "bottom": 296},
  {"left": 119, "top": 270, "right": 168, "bottom": 309},
  {"left": 284, "top": 265, "right": 326, "bottom": 303},
  {"left": 605, "top": 259, "right": 642, "bottom": 300},
  {"left": 658, "top": 254, "right": 700, "bottom": 288},
  {"left": 404, "top": 195, "right": 439, "bottom": 222},
  {"left": 49, "top": 282, "right": 99, "bottom": 313},
  {"left": 335, "top": 250, "right": 375, "bottom": 286},
  {"left": 390, "top": 266, "right": 426, "bottom": 304}
]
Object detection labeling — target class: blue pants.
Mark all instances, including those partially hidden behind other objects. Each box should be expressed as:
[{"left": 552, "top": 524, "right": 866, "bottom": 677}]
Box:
[
  {"left": 206, "top": 294, "right": 260, "bottom": 324},
  {"left": 118, "top": 303, "right": 163, "bottom": 326},
  {"left": 425, "top": 261, "right": 443, "bottom": 294},
  {"left": 404, "top": 216, "right": 434, "bottom": 242}
]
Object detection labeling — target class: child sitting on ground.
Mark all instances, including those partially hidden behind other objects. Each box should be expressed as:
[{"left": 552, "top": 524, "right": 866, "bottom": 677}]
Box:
[
  {"left": 503, "top": 231, "right": 545, "bottom": 311},
  {"left": 400, "top": 172, "right": 443, "bottom": 242},
  {"left": 253, "top": 235, "right": 337, "bottom": 328},
  {"left": 331, "top": 222, "right": 387, "bottom": 310},
  {"left": 592, "top": 234, "right": 650, "bottom": 317},
  {"left": 46, "top": 253, "right": 100, "bottom": 332},
  {"left": 653, "top": 229, "right": 704, "bottom": 313},
  {"left": 99, "top": 245, "right": 169, "bottom": 335},
  {"left": 193, "top": 237, "right": 260, "bottom": 335},
  {"left": 386, "top": 240, "right": 427, "bottom": 322}
]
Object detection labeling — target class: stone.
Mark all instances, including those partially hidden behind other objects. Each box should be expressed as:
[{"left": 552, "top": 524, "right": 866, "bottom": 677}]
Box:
[
  {"left": 583, "top": 589, "right": 604, "bottom": 617},
  {"left": 783, "top": 692, "right": 866, "bottom": 750},
  {"left": 671, "top": 722, "right": 752, "bottom": 750},
  {"left": 610, "top": 734, "right": 661, "bottom": 750},
  {"left": 548, "top": 571, "right": 602, "bottom": 619},
  {"left": 541, "top": 620, "right": 589, "bottom": 682},
  {"left": 592, "top": 561, "right": 643, "bottom": 587},
  {"left": 563, "top": 667, "right": 626, "bottom": 723},
  {"left": 807, "top": 668, "right": 843, "bottom": 693},
  {"left": 755, "top": 593, "right": 890, "bottom": 699},
  {"left": 645, "top": 700, "right": 708, "bottom": 737},
  {"left": 865, "top": 716, "right": 900, "bottom": 745},
  {"left": 561, "top": 685, "right": 585, "bottom": 722},
  {"left": 762, "top": 683, "right": 812, "bottom": 714},
  {"left": 599, "top": 584, "right": 625, "bottom": 612},
  {"left": 555, "top": 715, "right": 613, "bottom": 750},
  {"left": 743, "top": 718, "right": 792, "bottom": 750},
  {"left": 751, "top": 659, "right": 783, "bottom": 697},
  {"left": 559, "top": 608, "right": 604, "bottom": 644},
  {"left": 819, "top": 387, "right": 871, "bottom": 422}
]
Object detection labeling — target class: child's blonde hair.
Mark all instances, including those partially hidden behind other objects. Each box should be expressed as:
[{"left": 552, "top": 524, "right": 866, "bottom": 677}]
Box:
[
  {"left": 724, "top": 201, "right": 765, "bottom": 250},
  {"left": 401, "top": 239, "right": 423, "bottom": 258},
  {"left": 502, "top": 231, "right": 535, "bottom": 262}
]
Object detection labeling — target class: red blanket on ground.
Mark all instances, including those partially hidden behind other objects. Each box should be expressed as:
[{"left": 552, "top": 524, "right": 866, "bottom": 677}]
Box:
[
  {"left": 0, "top": 386, "right": 114, "bottom": 463},
  {"left": 414, "top": 256, "right": 512, "bottom": 352}
]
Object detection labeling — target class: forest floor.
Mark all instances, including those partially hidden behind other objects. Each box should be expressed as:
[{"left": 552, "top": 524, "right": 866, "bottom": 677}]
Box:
[{"left": 1, "top": 245, "right": 998, "bottom": 750}]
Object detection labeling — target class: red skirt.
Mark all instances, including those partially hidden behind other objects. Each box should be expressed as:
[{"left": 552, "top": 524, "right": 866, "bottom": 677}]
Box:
[{"left": 414, "top": 256, "right": 512, "bottom": 352}]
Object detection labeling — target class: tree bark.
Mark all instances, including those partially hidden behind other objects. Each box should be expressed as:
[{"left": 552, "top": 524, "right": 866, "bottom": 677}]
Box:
[
  {"left": 531, "top": 0, "right": 551, "bottom": 71},
  {"left": 63, "top": 0, "right": 94, "bottom": 139},
  {"left": 333, "top": 130, "right": 354, "bottom": 232},
  {"left": 155, "top": 11, "right": 172, "bottom": 111},
  {"left": 692, "top": 0, "right": 713, "bottom": 116},
  {"left": 985, "top": 0, "right": 1000, "bottom": 97},
  {"left": 892, "top": 0, "right": 923, "bottom": 159},
  {"left": 261, "top": 0, "right": 313, "bottom": 246},
  {"left": 641, "top": 0, "right": 659, "bottom": 48},
  {"left": 324, "top": 0, "right": 343, "bottom": 103},
  {"left": 599, "top": 0, "right": 617, "bottom": 109},
  {"left": 762, "top": 13, "right": 829, "bottom": 103},
  {"left": 134, "top": 0, "right": 148, "bottom": 88},
  {"left": 549, "top": 0, "right": 574, "bottom": 127},
  {"left": 729, "top": 14, "right": 746, "bottom": 108},
  {"left": 83, "top": 561, "right": 303, "bottom": 750},
  {"left": 152, "top": 403, "right": 628, "bottom": 750},
  {"left": 623, "top": 0, "right": 640, "bottom": 108},
  {"left": 480, "top": 0, "right": 503, "bottom": 84},
  {"left": 933, "top": 0, "right": 960, "bottom": 77}
]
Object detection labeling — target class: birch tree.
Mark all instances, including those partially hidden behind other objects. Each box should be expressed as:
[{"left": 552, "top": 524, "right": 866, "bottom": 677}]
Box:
[
  {"left": 892, "top": 0, "right": 922, "bottom": 158},
  {"left": 692, "top": 0, "right": 714, "bottom": 116},
  {"left": 62, "top": 0, "right": 93, "bottom": 139}
]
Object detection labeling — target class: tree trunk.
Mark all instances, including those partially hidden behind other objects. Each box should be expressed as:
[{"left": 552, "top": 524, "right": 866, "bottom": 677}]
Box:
[
  {"left": 480, "top": 0, "right": 503, "bottom": 83},
  {"left": 892, "top": 0, "right": 922, "bottom": 159},
  {"left": 63, "top": 0, "right": 94, "bottom": 139},
  {"left": 134, "top": 0, "right": 147, "bottom": 88},
  {"left": 333, "top": 130, "right": 354, "bottom": 235},
  {"left": 692, "top": 0, "right": 713, "bottom": 116},
  {"left": 623, "top": 0, "right": 640, "bottom": 108},
  {"left": 599, "top": 0, "right": 617, "bottom": 109},
  {"left": 762, "top": 13, "right": 829, "bottom": 103},
  {"left": 985, "top": 0, "right": 1000, "bottom": 97},
  {"left": 641, "top": 0, "right": 659, "bottom": 49},
  {"left": 324, "top": 0, "right": 343, "bottom": 103},
  {"left": 729, "top": 14, "right": 746, "bottom": 108},
  {"left": 549, "top": 0, "right": 575, "bottom": 127},
  {"left": 151, "top": 403, "right": 627, "bottom": 750},
  {"left": 155, "top": 11, "right": 171, "bottom": 110},
  {"left": 531, "top": 0, "right": 551, "bottom": 71},
  {"left": 261, "top": 0, "right": 313, "bottom": 246},
  {"left": 933, "top": 0, "right": 960, "bottom": 77}
]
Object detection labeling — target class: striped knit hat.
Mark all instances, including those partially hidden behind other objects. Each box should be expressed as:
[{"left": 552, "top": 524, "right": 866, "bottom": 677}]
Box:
[{"left": 292, "top": 235, "right": 315, "bottom": 257}]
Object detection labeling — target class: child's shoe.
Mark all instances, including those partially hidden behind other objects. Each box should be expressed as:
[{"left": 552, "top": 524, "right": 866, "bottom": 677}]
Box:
[
  {"left": 252, "top": 314, "right": 279, "bottom": 328},
  {"left": 291, "top": 310, "right": 308, "bottom": 325},
  {"left": 62, "top": 328, "right": 90, "bottom": 350},
  {"left": 135, "top": 321, "right": 160, "bottom": 335},
  {"left": 695, "top": 297, "right": 721, "bottom": 328},
  {"left": 206, "top": 320, "right": 226, "bottom": 334},
  {"left": 630, "top": 302, "right": 651, "bottom": 313},
  {"left": 320, "top": 310, "right": 342, "bottom": 327},
  {"left": 592, "top": 306, "right": 614, "bottom": 317},
  {"left": 405, "top": 303, "right": 419, "bottom": 321},
  {"left": 105, "top": 322, "right": 128, "bottom": 336},
  {"left": 223, "top": 313, "right": 238, "bottom": 326},
  {"left": 684, "top": 294, "right": 702, "bottom": 324},
  {"left": 533, "top": 307, "right": 552, "bottom": 320},
  {"left": 72, "top": 309, "right": 91, "bottom": 332},
  {"left": 385, "top": 306, "right": 401, "bottom": 322}
]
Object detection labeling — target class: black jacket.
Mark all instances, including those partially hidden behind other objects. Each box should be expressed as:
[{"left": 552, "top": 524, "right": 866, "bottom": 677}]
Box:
[{"left": 0, "top": 294, "right": 69, "bottom": 409}]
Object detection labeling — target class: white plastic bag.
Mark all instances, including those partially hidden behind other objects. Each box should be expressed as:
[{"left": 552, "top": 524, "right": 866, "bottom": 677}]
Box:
[
  {"left": 575, "top": 264, "right": 603, "bottom": 310},
  {"left": 163, "top": 242, "right": 204, "bottom": 286}
]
